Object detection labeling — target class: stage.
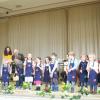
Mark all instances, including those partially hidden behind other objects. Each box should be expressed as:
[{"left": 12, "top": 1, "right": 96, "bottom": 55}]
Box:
[{"left": 0, "top": 93, "right": 100, "bottom": 100}]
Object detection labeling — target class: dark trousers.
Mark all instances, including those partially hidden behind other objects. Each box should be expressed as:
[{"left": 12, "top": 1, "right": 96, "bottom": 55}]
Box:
[
  {"left": 16, "top": 75, "right": 24, "bottom": 88},
  {"left": 51, "top": 78, "right": 58, "bottom": 91},
  {"left": 90, "top": 84, "right": 97, "bottom": 92}
]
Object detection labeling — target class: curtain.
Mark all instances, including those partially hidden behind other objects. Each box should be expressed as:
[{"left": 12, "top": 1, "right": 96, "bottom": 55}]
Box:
[
  {"left": 0, "top": 3, "right": 100, "bottom": 62},
  {"left": 8, "top": 9, "right": 67, "bottom": 59},
  {"left": 0, "top": 20, "right": 8, "bottom": 63},
  {"left": 68, "top": 3, "right": 100, "bottom": 58}
]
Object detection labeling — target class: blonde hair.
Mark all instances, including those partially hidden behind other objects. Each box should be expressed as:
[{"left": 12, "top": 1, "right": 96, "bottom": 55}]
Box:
[
  {"left": 88, "top": 54, "right": 96, "bottom": 60},
  {"left": 68, "top": 51, "right": 75, "bottom": 56}
]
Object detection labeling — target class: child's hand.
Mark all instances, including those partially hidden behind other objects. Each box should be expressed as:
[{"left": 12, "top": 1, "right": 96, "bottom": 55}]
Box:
[
  {"left": 68, "top": 69, "right": 72, "bottom": 72},
  {"left": 72, "top": 76, "right": 75, "bottom": 79},
  {"left": 50, "top": 72, "right": 53, "bottom": 78},
  {"left": 80, "top": 70, "right": 82, "bottom": 73},
  {"left": 93, "top": 79, "right": 96, "bottom": 82}
]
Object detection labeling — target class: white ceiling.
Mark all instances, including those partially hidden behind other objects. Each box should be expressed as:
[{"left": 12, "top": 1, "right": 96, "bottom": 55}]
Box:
[{"left": 0, "top": 0, "right": 99, "bottom": 17}]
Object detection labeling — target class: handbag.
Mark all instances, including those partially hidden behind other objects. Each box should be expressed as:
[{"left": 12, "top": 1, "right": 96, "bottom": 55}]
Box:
[{"left": 13, "top": 74, "right": 19, "bottom": 81}]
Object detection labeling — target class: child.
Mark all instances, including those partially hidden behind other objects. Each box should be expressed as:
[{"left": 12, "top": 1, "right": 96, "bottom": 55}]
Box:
[
  {"left": 65, "top": 51, "right": 78, "bottom": 93},
  {"left": 15, "top": 60, "right": 24, "bottom": 88},
  {"left": 43, "top": 56, "right": 51, "bottom": 91},
  {"left": 34, "top": 57, "right": 43, "bottom": 91},
  {"left": 98, "top": 62, "right": 100, "bottom": 86},
  {"left": 87, "top": 54, "right": 98, "bottom": 94},
  {"left": 24, "top": 53, "right": 34, "bottom": 89},
  {"left": 1, "top": 46, "right": 12, "bottom": 88},
  {"left": 1, "top": 64, "right": 11, "bottom": 89},
  {"left": 50, "top": 53, "right": 59, "bottom": 91},
  {"left": 79, "top": 55, "right": 88, "bottom": 90}
]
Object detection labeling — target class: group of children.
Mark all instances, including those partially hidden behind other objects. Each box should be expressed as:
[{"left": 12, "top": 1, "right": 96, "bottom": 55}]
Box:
[
  {"left": 64, "top": 52, "right": 99, "bottom": 94},
  {"left": 1, "top": 46, "right": 100, "bottom": 94},
  {"left": 1, "top": 46, "right": 59, "bottom": 91}
]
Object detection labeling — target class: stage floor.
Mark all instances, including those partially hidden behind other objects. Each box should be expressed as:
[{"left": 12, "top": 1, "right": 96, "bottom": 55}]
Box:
[{"left": 0, "top": 94, "right": 100, "bottom": 100}]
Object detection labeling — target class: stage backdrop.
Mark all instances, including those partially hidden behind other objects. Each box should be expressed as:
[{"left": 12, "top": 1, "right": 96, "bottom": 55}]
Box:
[
  {"left": 0, "top": 3, "right": 100, "bottom": 63},
  {"left": 68, "top": 3, "right": 100, "bottom": 58}
]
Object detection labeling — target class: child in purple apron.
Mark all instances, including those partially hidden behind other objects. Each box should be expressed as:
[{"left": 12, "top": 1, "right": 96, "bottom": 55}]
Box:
[
  {"left": 34, "top": 57, "right": 42, "bottom": 91},
  {"left": 98, "top": 62, "right": 100, "bottom": 86},
  {"left": 1, "top": 46, "right": 12, "bottom": 88},
  {"left": 50, "top": 53, "right": 59, "bottom": 91},
  {"left": 24, "top": 53, "right": 34, "bottom": 89},
  {"left": 79, "top": 55, "right": 88, "bottom": 90},
  {"left": 87, "top": 54, "right": 98, "bottom": 94},
  {"left": 50, "top": 63, "right": 58, "bottom": 91},
  {"left": 66, "top": 52, "right": 78, "bottom": 93},
  {"left": 1, "top": 64, "right": 11, "bottom": 88},
  {"left": 16, "top": 62, "right": 24, "bottom": 88},
  {"left": 43, "top": 56, "right": 51, "bottom": 91}
]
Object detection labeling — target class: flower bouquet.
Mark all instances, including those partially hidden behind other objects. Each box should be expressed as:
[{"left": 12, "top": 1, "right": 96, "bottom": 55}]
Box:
[
  {"left": 79, "top": 87, "right": 89, "bottom": 95},
  {"left": 4, "top": 84, "right": 15, "bottom": 94},
  {"left": 22, "top": 82, "right": 30, "bottom": 89}
]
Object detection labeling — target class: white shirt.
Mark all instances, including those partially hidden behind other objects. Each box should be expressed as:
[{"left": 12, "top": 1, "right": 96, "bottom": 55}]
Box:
[
  {"left": 87, "top": 61, "right": 98, "bottom": 73},
  {"left": 67, "top": 58, "right": 79, "bottom": 70}
]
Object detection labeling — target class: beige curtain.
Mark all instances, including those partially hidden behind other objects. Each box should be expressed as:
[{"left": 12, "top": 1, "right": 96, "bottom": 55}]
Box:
[
  {"left": 0, "top": 3, "right": 100, "bottom": 62},
  {"left": 0, "top": 20, "right": 8, "bottom": 62},
  {"left": 68, "top": 3, "right": 100, "bottom": 58},
  {"left": 8, "top": 9, "right": 67, "bottom": 59}
]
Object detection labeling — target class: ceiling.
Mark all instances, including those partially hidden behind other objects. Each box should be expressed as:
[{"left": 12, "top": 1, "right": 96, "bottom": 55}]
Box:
[{"left": 0, "top": 0, "right": 99, "bottom": 17}]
